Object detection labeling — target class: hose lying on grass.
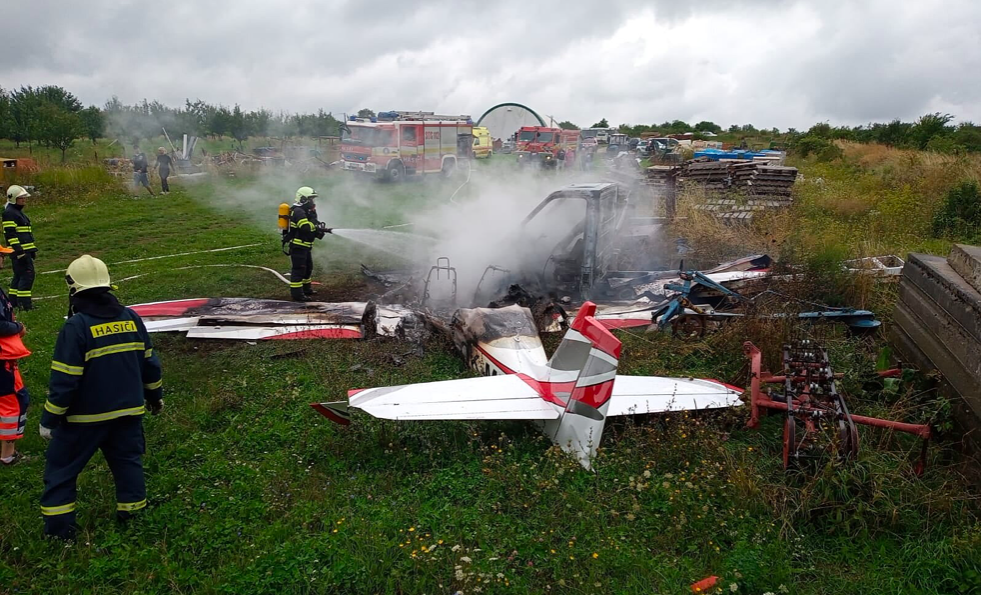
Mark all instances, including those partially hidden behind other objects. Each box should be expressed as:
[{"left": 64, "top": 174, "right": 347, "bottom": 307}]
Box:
[{"left": 34, "top": 264, "right": 290, "bottom": 300}]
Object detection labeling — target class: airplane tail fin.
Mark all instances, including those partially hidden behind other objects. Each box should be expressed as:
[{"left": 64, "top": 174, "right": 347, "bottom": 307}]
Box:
[{"left": 545, "top": 302, "right": 622, "bottom": 469}]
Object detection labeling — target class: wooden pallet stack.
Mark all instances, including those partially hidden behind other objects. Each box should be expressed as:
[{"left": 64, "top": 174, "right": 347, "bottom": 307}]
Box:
[
  {"left": 891, "top": 244, "right": 981, "bottom": 451},
  {"left": 679, "top": 160, "right": 730, "bottom": 191},
  {"left": 752, "top": 165, "right": 798, "bottom": 198},
  {"left": 728, "top": 160, "right": 759, "bottom": 192},
  {"left": 643, "top": 165, "right": 680, "bottom": 217}
]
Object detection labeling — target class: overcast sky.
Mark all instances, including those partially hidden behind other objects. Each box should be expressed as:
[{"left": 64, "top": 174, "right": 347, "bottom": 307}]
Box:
[{"left": 8, "top": 0, "right": 981, "bottom": 130}]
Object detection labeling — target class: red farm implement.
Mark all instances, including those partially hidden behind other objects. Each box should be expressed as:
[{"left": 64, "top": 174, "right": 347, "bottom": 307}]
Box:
[{"left": 743, "top": 341, "right": 931, "bottom": 474}]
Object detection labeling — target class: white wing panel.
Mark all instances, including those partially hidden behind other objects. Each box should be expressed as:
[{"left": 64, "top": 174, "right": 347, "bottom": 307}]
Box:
[
  {"left": 607, "top": 376, "right": 742, "bottom": 416},
  {"left": 350, "top": 375, "right": 558, "bottom": 421}
]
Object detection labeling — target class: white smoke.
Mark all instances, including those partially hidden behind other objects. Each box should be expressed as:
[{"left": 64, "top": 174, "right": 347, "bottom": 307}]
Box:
[{"left": 192, "top": 155, "right": 611, "bottom": 304}]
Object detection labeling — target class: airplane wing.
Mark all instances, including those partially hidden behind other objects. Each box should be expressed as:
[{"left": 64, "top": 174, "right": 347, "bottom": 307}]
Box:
[
  {"left": 186, "top": 325, "right": 363, "bottom": 340},
  {"left": 340, "top": 374, "right": 560, "bottom": 421},
  {"left": 607, "top": 376, "right": 743, "bottom": 416}
]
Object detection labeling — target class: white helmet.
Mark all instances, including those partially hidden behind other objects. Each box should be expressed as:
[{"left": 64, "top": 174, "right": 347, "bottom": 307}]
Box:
[
  {"left": 65, "top": 255, "right": 112, "bottom": 295},
  {"left": 295, "top": 186, "right": 318, "bottom": 203},
  {"left": 6, "top": 185, "right": 30, "bottom": 203}
]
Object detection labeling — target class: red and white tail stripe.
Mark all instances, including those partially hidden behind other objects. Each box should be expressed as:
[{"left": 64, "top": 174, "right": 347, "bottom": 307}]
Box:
[{"left": 545, "top": 302, "right": 622, "bottom": 468}]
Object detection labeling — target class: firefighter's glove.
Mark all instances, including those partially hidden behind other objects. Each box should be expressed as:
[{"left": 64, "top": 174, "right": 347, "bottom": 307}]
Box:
[
  {"left": 148, "top": 399, "right": 164, "bottom": 415},
  {"left": 39, "top": 425, "right": 53, "bottom": 441}
]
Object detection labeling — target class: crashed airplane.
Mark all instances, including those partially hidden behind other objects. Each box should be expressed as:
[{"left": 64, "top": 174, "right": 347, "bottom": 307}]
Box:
[{"left": 311, "top": 302, "right": 742, "bottom": 470}]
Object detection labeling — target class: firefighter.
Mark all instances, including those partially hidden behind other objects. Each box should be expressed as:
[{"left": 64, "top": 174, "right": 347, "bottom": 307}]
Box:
[
  {"left": 39, "top": 255, "right": 163, "bottom": 540},
  {"left": 0, "top": 245, "right": 28, "bottom": 466},
  {"left": 286, "top": 187, "right": 332, "bottom": 302},
  {"left": 2, "top": 185, "right": 38, "bottom": 310}
]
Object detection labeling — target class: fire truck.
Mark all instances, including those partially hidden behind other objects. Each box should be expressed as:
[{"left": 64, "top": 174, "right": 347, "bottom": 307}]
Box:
[
  {"left": 514, "top": 126, "right": 580, "bottom": 168},
  {"left": 340, "top": 111, "right": 474, "bottom": 181}
]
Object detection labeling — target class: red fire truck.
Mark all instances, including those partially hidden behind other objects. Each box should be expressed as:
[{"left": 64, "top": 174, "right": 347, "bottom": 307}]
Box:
[
  {"left": 514, "top": 126, "right": 580, "bottom": 168},
  {"left": 340, "top": 111, "right": 474, "bottom": 181}
]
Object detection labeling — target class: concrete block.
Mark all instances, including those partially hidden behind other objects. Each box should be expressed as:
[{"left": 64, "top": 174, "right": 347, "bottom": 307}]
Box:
[
  {"left": 903, "top": 253, "right": 981, "bottom": 344},
  {"left": 898, "top": 281, "right": 981, "bottom": 379},
  {"left": 893, "top": 304, "right": 981, "bottom": 420},
  {"left": 947, "top": 243, "right": 981, "bottom": 294}
]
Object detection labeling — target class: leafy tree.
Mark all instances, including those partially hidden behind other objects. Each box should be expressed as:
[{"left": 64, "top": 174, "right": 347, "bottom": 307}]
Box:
[
  {"left": 872, "top": 119, "right": 912, "bottom": 147},
  {"left": 357, "top": 108, "right": 375, "bottom": 118},
  {"left": 10, "top": 86, "right": 44, "bottom": 148},
  {"left": 229, "top": 105, "right": 250, "bottom": 150},
  {"left": 248, "top": 108, "right": 272, "bottom": 138},
  {"left": 209, "top": 106, "right": 232, "bottom": 139},
  {"left": 38, "top": 103, "right": 84, "bottom": 162},
  {"left": 807, "top": 122, "right": 833, "bottom": 138},
  {"left": 925, "top": 135, "right": 964, "bottom": 155},
  {"left": 557, "top": 120, "right": 578, "bottom": 130},
  {"left": 36, "top": 85, "right": 83, "bottom": 113},
  {"left": 79, "top": 106, "right": 103, "bottom": 144},
  {"left": 909, "top": 112, "right": 954, "bottom": 150},
  {"left": 694, "top": 121, "right": 721, "bottom": 133},
  {"left": 791, "top": 135, "right": 842, "bottom": 161},
  {"left": 0, "top": 88, "right": 11, "bottom": 141},
  {"left": 953, "top": 123, "right": 981, "bottom": 153},
  {"left": 591, "top": 118, "right": 609, "bottom": 128}
]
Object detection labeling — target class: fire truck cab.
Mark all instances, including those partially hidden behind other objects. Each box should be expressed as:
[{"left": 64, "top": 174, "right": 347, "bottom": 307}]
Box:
[
  {"left": 341, "top": 111, "right": 473, "bottom": 181},
  {"left": 515, "top": 127, "right": 580, "bottom": 168}
]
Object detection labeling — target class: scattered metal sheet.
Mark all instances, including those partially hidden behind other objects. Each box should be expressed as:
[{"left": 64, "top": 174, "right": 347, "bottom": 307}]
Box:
[
  {"left": 132, "top": 298, "right": 372, "bottom": 341},
  {"left": 843, "top": 255, "right": 905, "bottom": 278},
  {"left": 186, "top": 325, "right": 363, "bottom": 340}
]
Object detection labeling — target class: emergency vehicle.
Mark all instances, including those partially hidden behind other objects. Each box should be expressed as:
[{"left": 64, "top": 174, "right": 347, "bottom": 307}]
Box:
[
  {"left": 340, "top": 111, "right": 473, "bottom": 181},
  {"left": 472, "top": 127, "right": 493, "bottom": 159},
  {"left": 514, "top": 127, "right": 580, "bottom": 168}
]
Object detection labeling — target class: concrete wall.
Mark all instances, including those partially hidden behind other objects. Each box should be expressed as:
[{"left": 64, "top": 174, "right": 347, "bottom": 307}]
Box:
[{"left": 891, "top": 245, "right": 981, "bottom": 452}]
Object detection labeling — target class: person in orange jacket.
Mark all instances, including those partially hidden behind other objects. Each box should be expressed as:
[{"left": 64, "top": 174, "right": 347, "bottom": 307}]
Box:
[{"left": 0, "top": 245, "right": 29, "bottom": 466}]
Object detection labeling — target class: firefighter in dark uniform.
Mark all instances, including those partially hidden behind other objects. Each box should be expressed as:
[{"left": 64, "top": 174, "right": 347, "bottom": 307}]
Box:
[
  {"left": 39, "top": 255, "right": 163, "bottom": 540},
  {"left": 2, "top": 185, "right": 38, "bottom": 310},
  {"left": 286, "top": 187, "right": 331, "bottom": 302}
]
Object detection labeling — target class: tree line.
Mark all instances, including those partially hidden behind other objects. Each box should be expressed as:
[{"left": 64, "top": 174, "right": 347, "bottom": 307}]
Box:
[
  {"left": 5, "top": 84, "right": 981, "bottom": 162},
  {"left": 565, "top": 114, "right": 981, "bottom": 156},
  {"left": 0, "top": 85, "right": 350, "bottom": 161}
]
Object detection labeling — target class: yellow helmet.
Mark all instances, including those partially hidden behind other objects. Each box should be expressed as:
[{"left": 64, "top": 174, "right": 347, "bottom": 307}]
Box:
[
  {"left": 65, "top": 255, "right": 112, "bottom": 295},
  {"left": 6, "top": 185, "right": 30, "bottom": 203},
  {"left": 295, "top": 186, "right": 318, "bottom": 203}
]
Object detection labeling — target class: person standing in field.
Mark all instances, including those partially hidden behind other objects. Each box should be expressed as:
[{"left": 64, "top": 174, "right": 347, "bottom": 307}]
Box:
[
  {"left": 131, "top": 145, "right": 155, "bottom": 197},
  {"left": 0, "top": 246, "right": 29, "bottom": 466},
  {"left": 155, "top": 148, "right": 173, "bottom": 195},
  {"left": 2, "top": 185, "right": 38, "bottom": 310},
  {"left": 39, "top": 255, "right": 163, "bottom": 540}
]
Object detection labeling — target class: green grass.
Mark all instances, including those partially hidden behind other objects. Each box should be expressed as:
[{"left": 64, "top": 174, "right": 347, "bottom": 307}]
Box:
[{"left": 0, "top": 159, "right": 978, "bottom": 594}]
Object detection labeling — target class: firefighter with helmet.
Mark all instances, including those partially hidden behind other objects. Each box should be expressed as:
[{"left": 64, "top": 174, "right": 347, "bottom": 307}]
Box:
[
  {"left": 284, "top": 187, "right": 332, "bottom": 302},
  {"left": 2, "top": 185, "right": 38, "bottom": 310},
  {"left": 39, "top": 255, "right": 163, "bottom": 540}
]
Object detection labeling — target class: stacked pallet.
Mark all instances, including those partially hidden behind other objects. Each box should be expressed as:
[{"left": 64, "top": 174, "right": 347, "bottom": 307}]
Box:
[
  {"left": 752, "top": 165, "right": 798, "bottom": 197},
  {"left": 729, "top": 161, "right": 759, "bottom": 191},
  {"left": 891, "top": 244, "right": 981, "bottom": 449},
  {"left": 679, "top": 160, "right": 730, "bottom": 190},
  {"left": 644, "top": 165, "right": 678, "bottom": 190}
]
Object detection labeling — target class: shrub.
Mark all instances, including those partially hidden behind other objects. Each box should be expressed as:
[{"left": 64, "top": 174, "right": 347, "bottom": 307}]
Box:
[
  {"left": 931, "top": 180, "right": 981, "bottom": 239},
  {"left": 791, "top": 135, "right": 843, "bottom": 161}
]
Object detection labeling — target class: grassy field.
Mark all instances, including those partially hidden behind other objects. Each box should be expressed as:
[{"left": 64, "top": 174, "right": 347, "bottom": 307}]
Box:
[{"left": 0, "top": 151, "right": 979, "bottom": 594}]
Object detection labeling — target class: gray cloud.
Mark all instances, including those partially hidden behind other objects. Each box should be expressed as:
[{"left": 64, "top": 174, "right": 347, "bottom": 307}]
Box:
[{"left": 6, "top": 0, "right": 981, "bottom": 129}]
